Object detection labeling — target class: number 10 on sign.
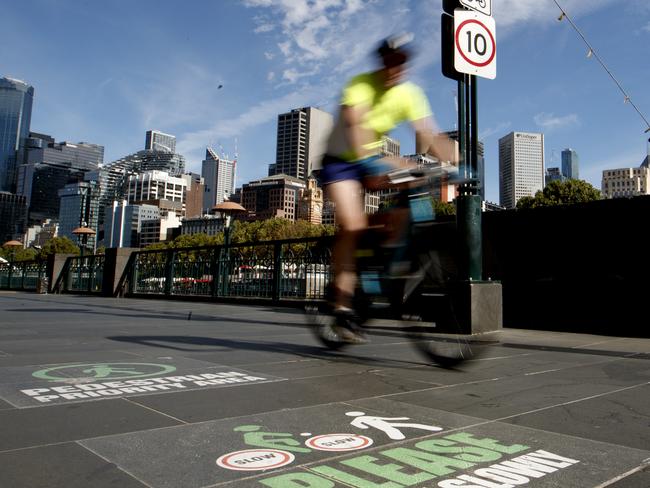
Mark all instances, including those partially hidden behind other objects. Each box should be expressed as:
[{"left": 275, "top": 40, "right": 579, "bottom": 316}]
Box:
[{"left": 454, "top": 10, "right": 497, "bottom": 79}]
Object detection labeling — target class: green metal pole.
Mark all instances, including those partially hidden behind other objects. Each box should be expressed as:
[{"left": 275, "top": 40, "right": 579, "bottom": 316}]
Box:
[
  {"left": 456, "top": 74, "right": 483, "bottom": 281},
  {"left": 7, "top": 251, "right": 13, "bottom": 290},
  {"left": 272, "top": 241, "right": 282, "bottom": 302},
  {"left": 78, "top": 242, "right": 84, "bottom": 292},
  {"left": 221, "top": 226, "right": 231, "bottom": 296}
]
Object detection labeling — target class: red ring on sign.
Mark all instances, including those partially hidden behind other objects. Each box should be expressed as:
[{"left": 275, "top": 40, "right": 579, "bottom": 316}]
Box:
[
  {"left": 305, "top": 434, "right": 373, "bottom": 451},
  {"left": 216, "top": 449, "right": 294, "bottom": 471},
  {"left": 455, "top": 19, "right": 496, "bottom": 67}
]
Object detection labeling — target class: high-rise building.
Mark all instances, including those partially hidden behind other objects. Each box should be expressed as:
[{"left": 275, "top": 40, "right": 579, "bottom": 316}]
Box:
[
  {"left": 202, "top": 148, "right": 235, "bottom": 213},
  {"left": 545, "top": 167, "right": 567, "bottom": 186},
  {"left": 0, "top": 191, "right": 27, "bottom": 242},
  {"left": 241, "top": 174, "right": 305, "bottom": 221},
  {"left": 105, "top": 201, "right": 160, "bottom": 248},
  {"left": 145, "top": 130, "right": 176, "bottom": 153},
  {"left": 57, "top": 181, "right": 100, "bottom": 250},
  {"left": 561, "top": 148, "right": 579, "bottom": 180},
  {"left": 106, "top": 149, "right": 185, "bottom": 177},
  {"left": 182, "top": 172, "right": 204, "bottom": 219},
  {"left": 16, "top": 132, "right": 102, "bottom": 224},
  {"left": 126, "top": 170, "right": 187, "bottom": 207},
  {"left": 499, "top": 132, "right": 545, "bottom": 209},
  {"left": 0, "top": 77, "right": 34, "bottom": 192},
  {"left": 270, "top": 107, "right": 333, "bottom": 180}
]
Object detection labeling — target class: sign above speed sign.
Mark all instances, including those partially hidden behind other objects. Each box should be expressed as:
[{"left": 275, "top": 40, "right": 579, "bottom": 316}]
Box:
[
  {"left": 454, "top": 10, "right": 497, "bottom": 79},
  {"left": 460, "top": 0, "right": 492, "bottom": 17}
]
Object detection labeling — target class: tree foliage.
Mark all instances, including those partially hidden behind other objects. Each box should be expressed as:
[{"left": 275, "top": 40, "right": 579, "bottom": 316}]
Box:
[
  {"left": 230, "top": 219, "right": 335, "bottom": 244},
  {"left": 516, "top": 179, "right": 602, "bottom": 210},
  {"left": 143, "top": 219, "right": 336, "bottom": 250},
  {"left": 38, "top": 236, "right": 80, "bottom": 259},
  {"left": 433, "top": 199, "right": 456, "bottom": 217},
  {"left": 0, "top": 246, "right": 36, "bottom": 262}
]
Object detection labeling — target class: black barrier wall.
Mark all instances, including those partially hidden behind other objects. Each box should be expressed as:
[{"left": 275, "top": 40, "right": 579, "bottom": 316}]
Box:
[{"left": 482, "top": 196, "right": 650, "bottom": 337}]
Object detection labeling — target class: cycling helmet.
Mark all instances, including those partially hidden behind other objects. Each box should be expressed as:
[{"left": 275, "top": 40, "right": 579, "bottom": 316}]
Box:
[{"left": 377, "top": 33, "right": 414, "bottom": 67}]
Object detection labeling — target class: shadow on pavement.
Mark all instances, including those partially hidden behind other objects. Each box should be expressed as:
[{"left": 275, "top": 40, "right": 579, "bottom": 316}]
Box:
[
  {"left": 106, "top": 334, "right": 459, "bottom": 371},
  {"left": 500, "top": 342, "right": 650, "bottom": 360},
  {"left": 4, "top": 307, "right": 305, "bottom": 328}
]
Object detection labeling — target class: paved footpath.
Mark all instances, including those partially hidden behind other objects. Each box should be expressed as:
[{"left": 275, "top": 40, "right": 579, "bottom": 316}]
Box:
[{"left": 0, "top": 292, "right": 648, "bottom": 488}]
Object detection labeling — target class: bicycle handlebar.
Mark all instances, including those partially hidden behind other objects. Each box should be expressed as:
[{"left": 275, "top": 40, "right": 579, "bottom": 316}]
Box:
[{"left": 387, "top": 165, "right": 462, "bottom": 184}]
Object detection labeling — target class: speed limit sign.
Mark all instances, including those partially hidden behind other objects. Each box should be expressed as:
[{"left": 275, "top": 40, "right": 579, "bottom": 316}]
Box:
[{"left": 454, "top": 10, "right": 497, "bottom": 79}]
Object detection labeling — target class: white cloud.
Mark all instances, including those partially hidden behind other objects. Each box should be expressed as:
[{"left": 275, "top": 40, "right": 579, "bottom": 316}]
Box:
[
  {"left": 264, "top": 51, "right": 275, "bottom": 60},
  {"left": 493, "top": 0, "right": 618, "bottom": 31},
  {"left": 244, "top": 0, "right": 412, "bottom": 83},
  {"left": 642, "top": 21, "right": 650, "bottom": 33},
  {"left": 267, "top": 71, "right": 275, "bottom": 81},
  {"left": 254, "top": 23, "right": 275, "bottom": 33},
  {"left": 534, "top": 112, "right": 580, "bottom": 130},
  {"left": 177, "top": 85, "right": 323, "bottom": 170},
  {"left": 480, "top": 121, "right": 512, "bottom": 140}
]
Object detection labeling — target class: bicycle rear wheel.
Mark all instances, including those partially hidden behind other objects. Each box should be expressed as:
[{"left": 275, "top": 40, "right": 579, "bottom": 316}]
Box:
[
  {"left": 409, "top": 329, "right": 476, "bottom": 367},
  {"left": 304, "top": 301, "right": 348, "bottom": 350},
  {"left": 400, "top": 281, "right": 480, "bottom": 368}
]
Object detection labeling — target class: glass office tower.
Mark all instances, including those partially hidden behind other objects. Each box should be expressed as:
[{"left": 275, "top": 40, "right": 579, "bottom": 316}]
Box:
[
  {"left": 561, "top": 148, "right": 579, "bottom": 180},
  {"left": 0, "top": 77, "right": 34, "bottom": 192}
]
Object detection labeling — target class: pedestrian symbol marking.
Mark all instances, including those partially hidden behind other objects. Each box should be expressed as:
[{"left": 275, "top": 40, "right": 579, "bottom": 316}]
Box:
[
  {"left": 32, "top": 363, "right": 176, "bottom": 381},
  {"left": 216, "top": 449, "right": 295, "bottom": 471},
  {"left": 346, "top": 411, "right": 443, "bottom": 440},
  {"left": 305, "top": 434, "right": 373, "bottom": 451},
  {"left": 2, "top": 360, "right": 285, "bottom": 407}
]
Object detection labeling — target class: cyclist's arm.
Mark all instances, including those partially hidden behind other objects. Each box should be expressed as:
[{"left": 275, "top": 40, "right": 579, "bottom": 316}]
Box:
[
  {"left": 412, "top": 117, "right": 458, "bottom": 164},
  {"left": 341, "top": 104, "right": 375, "bottom": 160}
]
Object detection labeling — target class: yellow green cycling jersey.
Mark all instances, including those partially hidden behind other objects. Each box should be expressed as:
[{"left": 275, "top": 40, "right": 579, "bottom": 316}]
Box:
[{"left": 325, "top": 71, "right": 432, "bottom": 162}]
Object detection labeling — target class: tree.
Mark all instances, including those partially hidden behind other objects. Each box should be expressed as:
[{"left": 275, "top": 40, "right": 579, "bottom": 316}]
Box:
[
  {"left": 517, "top": 179, "right": 601, "bottom": 209},
  {"left": 39, "top": 236, "right": 80, "bottom": 259},
  {"left": 14, "top": 248, "right": 39, "bottom": 262},
  {"left": 433, "top": 199, "right": 456, "bottom": 217}
]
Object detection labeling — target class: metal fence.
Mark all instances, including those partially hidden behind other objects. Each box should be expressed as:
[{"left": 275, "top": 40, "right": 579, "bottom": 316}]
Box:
[
  {"left": 129, "top": 237, "right": 333, "bottom": 301},
  {"left": 0, "top": 237, "right": 333, "bottom": 302},
  {"left": 65, "top": 255, "right": 105, "bottom": 293},
  {"left": 0, "top": 261, "right": 48, "bottom": 291}
]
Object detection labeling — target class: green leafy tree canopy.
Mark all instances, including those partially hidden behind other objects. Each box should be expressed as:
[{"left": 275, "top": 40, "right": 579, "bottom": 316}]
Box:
[
  {"left": 517, "top": 179, "right": 601, "bottom": 209},
  {"left": 38, "top": 236, "right": 80, "bottom": 259}
]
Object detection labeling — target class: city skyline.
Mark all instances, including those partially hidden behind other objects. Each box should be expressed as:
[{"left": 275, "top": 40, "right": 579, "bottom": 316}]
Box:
[{"left": 1, "top": 1, "right": 649, "bottom": 204}]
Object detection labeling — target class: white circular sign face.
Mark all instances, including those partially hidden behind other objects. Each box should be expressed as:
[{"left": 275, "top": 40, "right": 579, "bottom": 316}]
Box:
[
  {"left": 305, "top": 434, "right": 373, "bottom": 451},
  {"left": 454, "top": 10, "right": 497, "bottom": 79},
  {"left": 216, "top": 449, "right": 295, "bottom": 471}
]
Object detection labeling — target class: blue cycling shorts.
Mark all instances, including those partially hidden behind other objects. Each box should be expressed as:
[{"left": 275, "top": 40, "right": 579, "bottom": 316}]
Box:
[{"left": 321, "top": 154, "right": 393, "bottom": 185}]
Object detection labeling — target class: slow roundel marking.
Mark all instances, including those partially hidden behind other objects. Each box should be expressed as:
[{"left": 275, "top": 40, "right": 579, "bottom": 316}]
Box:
[
  {"left": 305, "top": 433, "right": 374, "bottom": 452},
  {"left": 216, "top": 449, "right": 295, "bottom": 471}
]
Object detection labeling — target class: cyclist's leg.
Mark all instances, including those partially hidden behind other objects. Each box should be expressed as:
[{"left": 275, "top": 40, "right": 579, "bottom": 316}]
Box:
[{"left": 326, "top": 178, "right": 366, "bottom": 310}]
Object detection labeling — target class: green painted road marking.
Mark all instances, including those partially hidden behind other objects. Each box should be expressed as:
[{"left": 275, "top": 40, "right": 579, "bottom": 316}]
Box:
[{"left": 32, "top": 362, "right": 177, "bottom": 381}]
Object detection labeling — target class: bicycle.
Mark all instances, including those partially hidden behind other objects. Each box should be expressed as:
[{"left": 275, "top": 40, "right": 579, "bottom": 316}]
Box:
[{"left": 305, "top": 164, "right": 480, "bottom": 368}]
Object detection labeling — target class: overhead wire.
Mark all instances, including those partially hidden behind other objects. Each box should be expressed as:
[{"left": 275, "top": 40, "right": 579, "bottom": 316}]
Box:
[{"left": 553, "top": 0, "right": 650, "bottom": 133}]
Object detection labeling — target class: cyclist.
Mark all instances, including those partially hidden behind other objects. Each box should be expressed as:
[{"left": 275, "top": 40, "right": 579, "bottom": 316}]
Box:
[{"left": 320, "top": 33, "right": 457, "bottom": 343}]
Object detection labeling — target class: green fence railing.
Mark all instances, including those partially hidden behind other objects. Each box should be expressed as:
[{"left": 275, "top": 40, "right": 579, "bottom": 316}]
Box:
[
  {"left": 65, "top": 254, "right": 105, "bottom": 293},
  {"left": 0, "top": 261, "right": 48, "bottom": 291},
  {"left": 1, "top": 236, "right": 334, "bottom": 302},
  {"left": 129, "top": 236, "right": 333, "bottom": 301}
]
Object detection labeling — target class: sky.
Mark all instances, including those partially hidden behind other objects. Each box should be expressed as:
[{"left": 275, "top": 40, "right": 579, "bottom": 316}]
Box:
[{"left": 2, "top": 0, "right": 649, "bottom": 204}]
